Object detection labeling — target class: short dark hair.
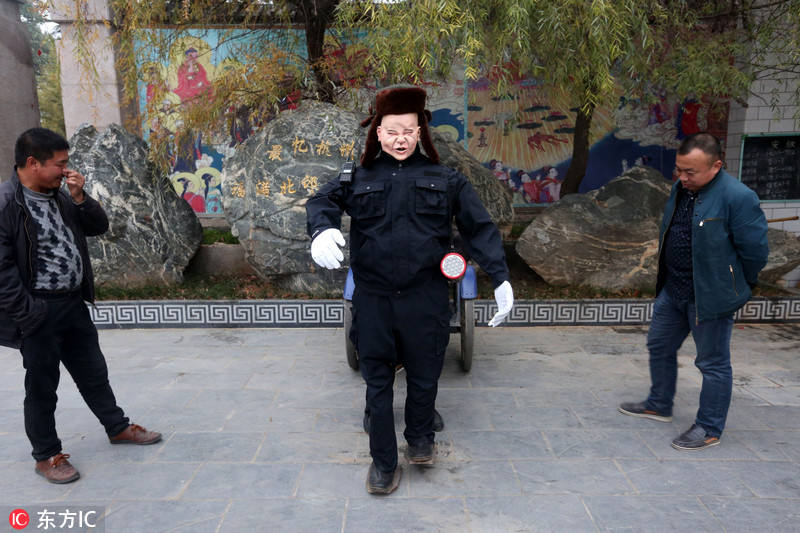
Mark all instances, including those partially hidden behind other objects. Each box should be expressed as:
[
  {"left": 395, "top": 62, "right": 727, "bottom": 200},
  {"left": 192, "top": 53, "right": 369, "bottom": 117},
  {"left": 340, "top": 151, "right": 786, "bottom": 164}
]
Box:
[
  {"left": 15, "top": 128, "right": 70, "bottom": 168},
  {"left": 677, "top": 132, "right": 722, "bottom": 163}
]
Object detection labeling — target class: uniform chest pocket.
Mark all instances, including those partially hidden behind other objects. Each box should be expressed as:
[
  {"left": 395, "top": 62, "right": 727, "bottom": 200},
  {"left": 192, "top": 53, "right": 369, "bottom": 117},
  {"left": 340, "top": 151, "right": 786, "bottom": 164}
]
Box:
[
  {"left": 352, "top": 182, "right": 386, "bottom": 219},
  {"left": 415, "top": 178, "right": 448, "bottom": 215}
]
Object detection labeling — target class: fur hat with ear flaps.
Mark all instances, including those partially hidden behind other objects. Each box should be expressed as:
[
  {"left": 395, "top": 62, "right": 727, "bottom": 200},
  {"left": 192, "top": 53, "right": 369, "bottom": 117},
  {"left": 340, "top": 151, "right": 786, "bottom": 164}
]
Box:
[{"left": 359, "top": 84, "right": 440, "bottom": 168}]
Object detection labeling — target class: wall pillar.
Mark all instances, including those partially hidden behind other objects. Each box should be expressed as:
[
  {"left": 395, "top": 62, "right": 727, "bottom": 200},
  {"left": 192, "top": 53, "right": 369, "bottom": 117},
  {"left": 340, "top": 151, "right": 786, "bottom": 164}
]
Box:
[
  {"left": 50, "top": 0, "right": 137, "bottom": 138},
  {"left": 0, "top": 0, "right": 40, "bottom": 178}
]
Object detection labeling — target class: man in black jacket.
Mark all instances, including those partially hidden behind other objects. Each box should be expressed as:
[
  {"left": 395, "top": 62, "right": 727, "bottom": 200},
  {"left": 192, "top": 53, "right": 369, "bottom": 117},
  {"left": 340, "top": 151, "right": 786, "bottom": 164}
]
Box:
[
  {"left": 306, "top": 86, "right": 513, "bottom": 494},
  {"left": 0, "top": 128, "right": 161, "bottom": 484}
]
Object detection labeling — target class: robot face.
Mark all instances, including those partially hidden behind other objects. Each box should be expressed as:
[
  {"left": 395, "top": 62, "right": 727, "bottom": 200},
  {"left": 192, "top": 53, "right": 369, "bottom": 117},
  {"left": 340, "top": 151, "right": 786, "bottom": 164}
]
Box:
[{"left": 377, "top": 113, "right": 420, "bottom": 161}]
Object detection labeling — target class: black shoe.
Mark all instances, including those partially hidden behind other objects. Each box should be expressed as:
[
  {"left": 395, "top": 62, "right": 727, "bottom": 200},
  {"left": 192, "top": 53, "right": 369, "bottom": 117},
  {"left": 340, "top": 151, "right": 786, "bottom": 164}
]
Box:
[
  {"left": 433, "top": 409, "right": 444, "bottom": 432},
  {"left": 406, "top": 442, "right": 435, "bottom": 464},
  {"left": 618, "top": 401, "right": 673, "bottom": 422},
  {"left": 366, "top": 462, "right": 401, "bottom": 494},
  {"left": 363, "top": 411, "right": 371, "bottom": 434},
  {"left": 671, "top": 424, "right": 721, "bottom": 451}
]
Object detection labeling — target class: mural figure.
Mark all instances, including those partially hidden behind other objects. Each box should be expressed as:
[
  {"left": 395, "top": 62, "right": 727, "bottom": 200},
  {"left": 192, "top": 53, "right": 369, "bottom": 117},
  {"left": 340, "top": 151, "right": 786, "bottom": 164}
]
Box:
[
  {"left": 175, "top": 173, "right": 206, "bottom": 213},
  {"left": 172, "top": 128, "right": 203, "bottom": 174},
  {"left": 228, "top": 105, "right": 254, "bottom": 147},
  {"left": 145, "top": 65, "right": 169, "bottom": 107},
  {"left": 676, "top": 99, "right": 702, "bottom": 139},
  {"left": 648, "top": 88, "right": 670, "bottom": 125},
  {"left": 477, "top": 127, "right": 488, "bottom": 147},
  {"left": 200, "top": 169, "right": 223, "bottom": 214},
  {"left": 527, "top": 131, "right": 568, "bottom": 151},
  {"left": 535, "top": 166, "right": 562, "bottom": 203},
  {"left": 173, "top": 47, "right": 212, "bottom": 103},
  {"left": 490, "top": 159, "right": 511, "bottom": 186},
  {"left": 519, "top": 171, "right": 540, "bottom": 203}
]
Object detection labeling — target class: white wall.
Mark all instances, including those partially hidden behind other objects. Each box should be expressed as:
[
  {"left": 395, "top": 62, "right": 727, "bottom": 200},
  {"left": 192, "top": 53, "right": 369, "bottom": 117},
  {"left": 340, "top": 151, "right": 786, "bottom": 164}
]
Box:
[{"left": 725, "top": 72, "right": 800, "bottom": 289}]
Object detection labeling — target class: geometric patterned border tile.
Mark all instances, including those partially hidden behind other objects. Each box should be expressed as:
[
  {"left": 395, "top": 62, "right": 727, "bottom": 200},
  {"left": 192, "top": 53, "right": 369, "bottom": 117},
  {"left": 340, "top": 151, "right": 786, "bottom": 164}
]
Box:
[
  {"left": 90, "top": 297, "right": 800, "bottom": 329},
  {"left": 90, "top": 300, "right": 345, "bottom": 329},
  {"left": 736, "top": 297, "right": 800, "bottom": 323},
  {"left": 485, "top": 299, "right": 654, "bottom": 326}
]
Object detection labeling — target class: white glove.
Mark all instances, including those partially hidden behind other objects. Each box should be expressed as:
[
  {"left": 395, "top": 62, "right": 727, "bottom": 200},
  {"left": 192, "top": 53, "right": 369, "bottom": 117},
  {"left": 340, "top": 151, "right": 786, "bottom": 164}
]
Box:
[
  {"left": 310, "top": 228, "right": 345, "bottom": 269},
  {"left": 488, "top": 280, "right": 513, "bottom": 327}
]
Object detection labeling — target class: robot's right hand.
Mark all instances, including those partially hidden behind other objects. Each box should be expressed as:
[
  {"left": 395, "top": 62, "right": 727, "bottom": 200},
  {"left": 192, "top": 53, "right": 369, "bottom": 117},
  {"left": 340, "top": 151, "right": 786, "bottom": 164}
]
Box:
[{"left": 310, "top": 228, "right": 345, "bottom": 269}]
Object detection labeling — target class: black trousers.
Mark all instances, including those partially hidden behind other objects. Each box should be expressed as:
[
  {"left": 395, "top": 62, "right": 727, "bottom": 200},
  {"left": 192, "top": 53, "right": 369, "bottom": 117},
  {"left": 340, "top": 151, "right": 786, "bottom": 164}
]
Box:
[
  {"left": 21, "top": 291, "right": 129, "bottom": 461},
  {"left": 351, "top": 279, "right": 451, "bottom": 472}
]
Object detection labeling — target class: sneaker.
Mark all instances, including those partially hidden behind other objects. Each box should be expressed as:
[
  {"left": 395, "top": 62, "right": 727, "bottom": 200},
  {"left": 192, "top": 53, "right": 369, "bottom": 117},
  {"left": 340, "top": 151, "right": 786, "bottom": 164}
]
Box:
[
  {"left": 671, "top": 424, "right": 721, "bottom": 451},
  {"left": 405, "top": 442, "right": 435, "bottom": 464},
  {"left": 35, "top": 453, "right": 80, "bottom": 484},
  {"left": 109, "top": 424, "right": 162, "bottom": 445},
  {"left": 618, "top": 401, "right": 673, "bottom": 422},
  {"left": 366, "top": 462, "right": 401, "bottom": 494}
]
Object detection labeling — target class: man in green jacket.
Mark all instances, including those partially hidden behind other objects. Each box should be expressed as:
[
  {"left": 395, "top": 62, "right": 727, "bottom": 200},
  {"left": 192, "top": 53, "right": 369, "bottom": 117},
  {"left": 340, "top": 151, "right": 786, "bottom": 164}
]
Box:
[{"left": 620, "top": 132, "right": 769, "bottom": 450}]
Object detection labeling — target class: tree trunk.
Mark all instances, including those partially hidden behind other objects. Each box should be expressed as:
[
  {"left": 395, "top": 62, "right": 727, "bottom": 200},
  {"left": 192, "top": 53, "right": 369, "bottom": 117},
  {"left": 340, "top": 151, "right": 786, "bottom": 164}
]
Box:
[
  {"left": 561, "top": 102, "right": 595, "bottom": 197},
  {"left": 300, "top": 0, "right": 338, "bottom": 103}
]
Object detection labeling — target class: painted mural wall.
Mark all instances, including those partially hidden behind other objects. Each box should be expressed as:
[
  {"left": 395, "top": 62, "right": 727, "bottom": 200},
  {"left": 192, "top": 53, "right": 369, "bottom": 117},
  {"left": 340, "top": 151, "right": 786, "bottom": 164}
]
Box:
[
  {"left": 138, "top": 29, "right": 729, "bottom": 214},
  {"left": 425, "top": 76, "right": 729, "bottom": 206},
  {"left": 139, "top": 29, "right": 303, "bottom": 216}
]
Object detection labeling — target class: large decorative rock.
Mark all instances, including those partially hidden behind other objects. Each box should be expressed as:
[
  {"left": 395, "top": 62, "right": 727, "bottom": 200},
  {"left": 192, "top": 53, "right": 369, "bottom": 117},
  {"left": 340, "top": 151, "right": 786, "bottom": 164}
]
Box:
[
  {"left": 431, "top": 129, "right": 514, "bottom": 235},
  {"left": 517, "top": 165, "right": 800, "bottom": 289},
  {"left": 763, "top": 229, "right": 800, "bottom": 284},
  {"left": 222, "top": 100, "right": 513, "bottom": 292},
  {"left": 517, "top": 166, "right": 674, "bottom": 289},
  {"left": 221, "top": 101, "right": 362, "bottom": 293},
  {"left": 69, "top": 124, "right": 204, "bottom": 287}
]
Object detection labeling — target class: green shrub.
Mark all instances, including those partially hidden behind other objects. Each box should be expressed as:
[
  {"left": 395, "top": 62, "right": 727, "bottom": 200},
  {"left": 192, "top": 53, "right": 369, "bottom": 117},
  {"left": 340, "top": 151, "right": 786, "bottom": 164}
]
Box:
[{"left": 202, "top": 229, "right": 240, "bottom": 245}]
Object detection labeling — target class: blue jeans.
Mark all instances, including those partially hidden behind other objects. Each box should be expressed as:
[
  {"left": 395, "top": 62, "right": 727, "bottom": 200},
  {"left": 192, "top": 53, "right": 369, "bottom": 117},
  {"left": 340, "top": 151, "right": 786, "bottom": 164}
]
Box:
[{"left": 645, "top": 291, "right": 734, "bottom": 438}]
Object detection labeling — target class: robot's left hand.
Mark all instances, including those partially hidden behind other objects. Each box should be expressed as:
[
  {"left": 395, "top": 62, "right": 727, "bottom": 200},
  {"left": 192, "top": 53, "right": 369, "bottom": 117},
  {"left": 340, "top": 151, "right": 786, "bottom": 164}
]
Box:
[{"left": 488, "top": 281, "right": 513, "bottom": 327}]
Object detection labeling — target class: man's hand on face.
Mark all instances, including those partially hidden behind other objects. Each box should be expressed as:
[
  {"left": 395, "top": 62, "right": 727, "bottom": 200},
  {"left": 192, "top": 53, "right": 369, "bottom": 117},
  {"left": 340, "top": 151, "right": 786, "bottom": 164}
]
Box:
[{"left": 62, "top": 168, "right": 85, "bottom": 203}]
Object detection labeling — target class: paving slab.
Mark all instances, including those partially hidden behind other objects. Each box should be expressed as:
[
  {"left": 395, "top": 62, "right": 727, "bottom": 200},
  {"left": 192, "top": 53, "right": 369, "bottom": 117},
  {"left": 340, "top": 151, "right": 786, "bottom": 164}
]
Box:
[
  {"left": 466, "top": 495, "right": 597, "bottom": 533},
  {"left": 0, "top": 324, "right": 798, "bottom": 532}
]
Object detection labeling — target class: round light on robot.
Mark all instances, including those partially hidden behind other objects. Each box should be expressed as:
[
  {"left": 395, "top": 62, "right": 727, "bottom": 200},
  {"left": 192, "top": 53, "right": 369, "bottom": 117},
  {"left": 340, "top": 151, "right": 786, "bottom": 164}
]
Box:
[{"left": 440, "top": 252, "right": 467, "bottom": 280}]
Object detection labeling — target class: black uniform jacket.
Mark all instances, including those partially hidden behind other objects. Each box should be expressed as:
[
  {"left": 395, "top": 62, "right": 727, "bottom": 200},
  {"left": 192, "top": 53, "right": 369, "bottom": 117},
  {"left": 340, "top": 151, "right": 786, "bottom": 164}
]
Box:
[
  {"left": 0, "top": 169, "right": 109, "bottom": 348},
  {"left": 306, "top": 150, "right": 509, "bottom": 294}
]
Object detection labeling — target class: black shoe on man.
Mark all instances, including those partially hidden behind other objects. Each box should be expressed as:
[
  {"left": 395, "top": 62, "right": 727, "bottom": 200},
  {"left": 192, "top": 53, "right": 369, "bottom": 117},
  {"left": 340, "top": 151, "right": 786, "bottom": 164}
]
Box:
[
  {"left": 366, "top": 462, "right": 401, "bottom": 494},
  {"left": 432, "top": 409, "right": 445, "bottom": 432},
  {"left": 618, "top": 401, "right": 673, "bottom": 422},
  {"left": 406, "top": 442, "right": 435, "bottom": 465},
  {"left": 671, "top": 423, "right": 721, "bottom": 451}
]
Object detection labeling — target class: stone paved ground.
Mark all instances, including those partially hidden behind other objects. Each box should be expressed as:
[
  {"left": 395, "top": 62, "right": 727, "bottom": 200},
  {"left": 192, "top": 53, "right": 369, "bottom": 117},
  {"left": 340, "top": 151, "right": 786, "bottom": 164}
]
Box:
[{"left": 0, "top": 324, "right": 798, "bottom": 532}]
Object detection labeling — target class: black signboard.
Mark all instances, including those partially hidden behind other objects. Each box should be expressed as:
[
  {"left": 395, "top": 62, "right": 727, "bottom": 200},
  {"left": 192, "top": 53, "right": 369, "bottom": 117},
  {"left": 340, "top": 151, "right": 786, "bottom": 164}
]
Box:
[{"left": 739, "top": 134, "right": 800, "bottom": 201}]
